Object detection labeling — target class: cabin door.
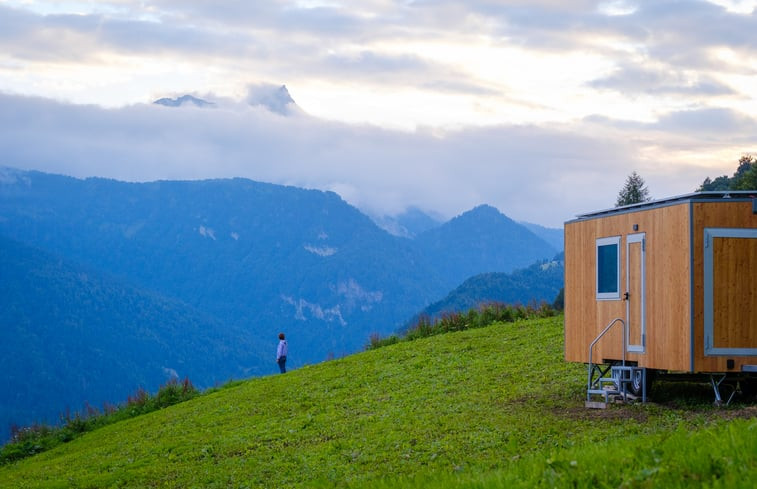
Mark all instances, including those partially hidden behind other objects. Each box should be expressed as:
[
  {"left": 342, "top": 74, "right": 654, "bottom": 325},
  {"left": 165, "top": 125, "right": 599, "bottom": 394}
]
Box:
[
  {"left": 703, "top": 228, "right": 757, "bottom": 356},
  {"left": 626, "top": 233, "right": 646, "bottom": 353}
]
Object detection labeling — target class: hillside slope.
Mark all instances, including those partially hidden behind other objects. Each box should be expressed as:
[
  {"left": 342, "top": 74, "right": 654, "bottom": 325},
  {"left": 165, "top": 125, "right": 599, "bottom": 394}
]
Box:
[
  {"left": 416, "top": 205, "right": 556, "bottom": 290},
  {"left": 520, "top": 221, "right": 564, "bottom": 251},
  {"left": 2, "top": 315, "right": 754, "bottom": 488},
  {"left": 0, "top": 236, "right": 264, "bottom": 441},
  {"left": 411, "top": 253, "right": 564, "bottom": 323}
]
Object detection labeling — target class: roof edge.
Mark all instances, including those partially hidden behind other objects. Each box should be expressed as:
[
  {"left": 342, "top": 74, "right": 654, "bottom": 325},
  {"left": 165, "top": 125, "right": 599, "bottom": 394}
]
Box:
[{"left": 569, "top": 191, "right": 757, "bottom": 222}]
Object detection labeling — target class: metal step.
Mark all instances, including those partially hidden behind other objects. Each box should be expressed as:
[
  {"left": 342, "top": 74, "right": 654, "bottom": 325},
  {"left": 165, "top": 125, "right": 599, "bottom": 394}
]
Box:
[
  {"left": 587, "top": 388, "right": 619, "bottom": 395},
  {"left": 585, "top": 401, "right": 607, "bottom": 409},
  {"left": 587, "top": 366, "right": 644, "bottom": 406},
  {"left": 587, "top": 386, "right": 621, "bottom": 406}
]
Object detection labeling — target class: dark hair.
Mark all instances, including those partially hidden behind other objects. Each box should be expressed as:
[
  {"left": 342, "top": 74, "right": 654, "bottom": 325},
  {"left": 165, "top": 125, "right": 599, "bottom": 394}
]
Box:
[{"left": 278, "top": 333, "right": 285, "bottom": 340}]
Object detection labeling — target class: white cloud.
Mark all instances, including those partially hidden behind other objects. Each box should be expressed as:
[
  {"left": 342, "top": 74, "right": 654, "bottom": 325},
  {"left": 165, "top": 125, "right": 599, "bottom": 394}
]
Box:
[
  {"left": 2, "top": 0, "right": 755, "bottom": 124},
  {"left": 1, "top": 91, "right": 754, "bottom": 227},
  {"left": 705, "top": 0, "right": 757, "bottom": 14},
  {"left": 597, "top": 1, "right": 638, "bottom": 16},
  {"left": 1, "top": 2, "right": 756, "bottom": 226}
]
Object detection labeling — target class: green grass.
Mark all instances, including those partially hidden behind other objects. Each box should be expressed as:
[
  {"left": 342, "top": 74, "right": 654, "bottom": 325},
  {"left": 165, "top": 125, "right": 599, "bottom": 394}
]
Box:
[
  {"left": 1, "top": 315, "right": 755, "bottom": 488},
  {"left": 1, "top": 378, "right": 200, "bottom": 465},
  {"left": 365, "top": 418, "right": 757, "bottom": 489}
]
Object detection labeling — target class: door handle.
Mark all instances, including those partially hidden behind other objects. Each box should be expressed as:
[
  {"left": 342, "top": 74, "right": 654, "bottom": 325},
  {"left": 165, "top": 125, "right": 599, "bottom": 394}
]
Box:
[{"left": 624, "top": 292, "right": 630, "bottom": 301}]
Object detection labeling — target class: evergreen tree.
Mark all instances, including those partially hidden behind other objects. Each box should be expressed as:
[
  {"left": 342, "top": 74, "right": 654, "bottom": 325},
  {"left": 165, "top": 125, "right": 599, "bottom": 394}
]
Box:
[{"left": 615, "top": 171, "right": 651, "bottom": 207}]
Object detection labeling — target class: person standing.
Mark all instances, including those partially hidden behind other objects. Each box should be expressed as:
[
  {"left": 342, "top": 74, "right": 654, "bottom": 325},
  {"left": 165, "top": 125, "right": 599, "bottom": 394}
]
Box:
[{"left": 276, "top": 333, "right": 288, "bottom": 374}]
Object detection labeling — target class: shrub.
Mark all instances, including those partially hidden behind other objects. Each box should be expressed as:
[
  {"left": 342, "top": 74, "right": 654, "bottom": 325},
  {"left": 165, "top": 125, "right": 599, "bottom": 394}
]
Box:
[
  {"left": 127, "top": 387, "right": 149, "bottom": 409},
  {"left": 153, "top": 377, "right": 198, "bottom": 409},
  {"left": 367, "top": 332, "right": 400, "bottom": 350},
  {"left": 1, "top": 377, "right": 200, "bottom": 465},
  {"left": 367, "top": 301, "right": 559, "bottom": 349},
  {"left": 0, "top": 424, "right": 56, "bottom": 464}
]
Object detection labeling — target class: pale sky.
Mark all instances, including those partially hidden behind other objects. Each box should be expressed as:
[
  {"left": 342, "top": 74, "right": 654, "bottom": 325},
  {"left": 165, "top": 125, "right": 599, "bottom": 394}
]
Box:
[{"left": 1, "top": 0, "right": 756, "bottom": 227}]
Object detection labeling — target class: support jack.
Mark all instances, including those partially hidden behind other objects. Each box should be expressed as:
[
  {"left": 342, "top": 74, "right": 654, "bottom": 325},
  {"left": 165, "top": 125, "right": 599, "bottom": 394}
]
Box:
[{"left": 710, "top": 374, "right": 736, "bottom": 406}]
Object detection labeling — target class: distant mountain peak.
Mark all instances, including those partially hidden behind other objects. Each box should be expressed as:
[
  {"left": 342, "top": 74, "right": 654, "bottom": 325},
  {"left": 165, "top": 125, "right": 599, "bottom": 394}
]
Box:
[
  {"left": 466, "top": 204, "right": 503, "bottom": 216},
  {"left": 247, "top": 84, "right": 299, "bottom": 116},
  {"left": 0, "top": 166, "right": 30, "bottom": 185},
  {"left": 416, "top": 203, "right": 557, "bottom": 286},
  {"left": 372, "top": 207, "right": 443, "bottom": 238},
  {"left": 453, "top": 204, "right": 513, "bottom": 224},
  {"left": 153, "top": 94, "right": 214, "bottom": 108}
]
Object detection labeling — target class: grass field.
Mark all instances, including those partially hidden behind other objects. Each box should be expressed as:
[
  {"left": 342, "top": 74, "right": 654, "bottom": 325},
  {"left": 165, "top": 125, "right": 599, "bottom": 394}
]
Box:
[{"left": 1, "top": 315, "right": 755, "bottom": 488}]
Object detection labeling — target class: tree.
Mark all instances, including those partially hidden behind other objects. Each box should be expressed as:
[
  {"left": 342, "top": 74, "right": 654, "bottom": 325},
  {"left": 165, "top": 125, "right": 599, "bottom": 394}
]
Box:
[
  {"left": 697, "top": 155, "right": 757, "bottom": 191},
  {"left": 732, "top": 155, "right": 757, "bottom": 190},
  {"left": 615, "top": 171, "right": 651, "bottom": 207},
  {"left": 552, "top": 287, "right": 564, "bottom": 311},
  {"left": 698, "top": 175, "right": 731, "bottom": 191},
  {"left": 735, "top": 165, "right": 757, "bottom": 190}
]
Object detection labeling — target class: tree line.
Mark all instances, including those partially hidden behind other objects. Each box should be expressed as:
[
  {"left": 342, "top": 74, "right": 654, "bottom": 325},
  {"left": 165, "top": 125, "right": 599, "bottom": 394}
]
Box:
[{"left": 616, "top": 154, "right": 757, "bottom": 206}]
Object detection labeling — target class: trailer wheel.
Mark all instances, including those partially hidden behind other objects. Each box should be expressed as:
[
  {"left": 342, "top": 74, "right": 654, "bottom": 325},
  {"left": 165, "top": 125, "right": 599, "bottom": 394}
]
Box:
[{"left": 629, "top": 369, "right": 654, "bottom": 397}]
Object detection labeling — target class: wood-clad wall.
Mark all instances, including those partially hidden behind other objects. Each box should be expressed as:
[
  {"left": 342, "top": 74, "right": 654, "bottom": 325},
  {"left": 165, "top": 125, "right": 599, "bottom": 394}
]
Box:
[
  {"left": 646, "top": 204, "right": 692, "bottom": 370},
  {"left": 564, "top": 202, "right": 692, "bottom": 370},
  {"left": 692, "top": 201, "right": 757, "bottom": 372},
  {"left": 566, "top": 199, "right": 757, "bottom": 373}
]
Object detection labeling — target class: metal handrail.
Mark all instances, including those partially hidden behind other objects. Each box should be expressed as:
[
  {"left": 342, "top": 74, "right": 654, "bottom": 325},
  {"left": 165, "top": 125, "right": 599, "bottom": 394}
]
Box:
[{"left": 587, "top": 317, "right": 626, "bottom": 398}]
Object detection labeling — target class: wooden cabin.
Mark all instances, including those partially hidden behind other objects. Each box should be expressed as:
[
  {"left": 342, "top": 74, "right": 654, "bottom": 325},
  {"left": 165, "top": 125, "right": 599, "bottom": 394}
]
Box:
[{"left": 564, "top": 192, "right": 757, "bottom": 403}]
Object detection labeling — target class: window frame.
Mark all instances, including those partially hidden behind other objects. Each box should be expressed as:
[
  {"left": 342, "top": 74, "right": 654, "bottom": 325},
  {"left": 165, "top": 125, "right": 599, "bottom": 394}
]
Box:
[{"left": 596, "top": 236, "right": 621, "bottom": 301}]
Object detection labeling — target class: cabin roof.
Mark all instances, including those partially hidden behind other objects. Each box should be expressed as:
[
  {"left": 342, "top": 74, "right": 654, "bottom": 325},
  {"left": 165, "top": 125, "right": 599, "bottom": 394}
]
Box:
[{"left": 568, "top": 191, "right": 757, "bottom": 223}]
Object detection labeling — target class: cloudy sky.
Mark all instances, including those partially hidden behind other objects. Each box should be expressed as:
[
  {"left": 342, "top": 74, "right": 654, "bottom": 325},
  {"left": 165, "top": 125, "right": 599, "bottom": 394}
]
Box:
[{"left": 1, "top": 0, "right": 756, "bottom": 227}]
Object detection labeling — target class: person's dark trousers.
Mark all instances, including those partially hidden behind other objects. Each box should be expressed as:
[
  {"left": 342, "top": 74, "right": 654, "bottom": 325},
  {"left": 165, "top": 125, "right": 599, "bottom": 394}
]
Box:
[{"left": 278, "top": 357, "right": 287, "bottom": 373}]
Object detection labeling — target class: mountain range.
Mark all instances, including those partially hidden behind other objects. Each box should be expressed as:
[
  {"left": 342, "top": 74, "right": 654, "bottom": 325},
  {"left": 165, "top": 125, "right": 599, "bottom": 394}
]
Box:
[{"left": 0, "top": 167, "right": 559, "bottom": 439}]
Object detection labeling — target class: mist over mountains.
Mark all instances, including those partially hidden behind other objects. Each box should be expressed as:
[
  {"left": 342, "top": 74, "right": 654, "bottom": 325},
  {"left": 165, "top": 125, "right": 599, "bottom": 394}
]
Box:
[
  {"left": 152, "top": 85, "right": 299, "bottom": 115},
  {"left": 0, "top": 167, "right": 560, "bottom": 439},
  {"left": 153, "top": 95, "right": 214, "bottom": 108}
]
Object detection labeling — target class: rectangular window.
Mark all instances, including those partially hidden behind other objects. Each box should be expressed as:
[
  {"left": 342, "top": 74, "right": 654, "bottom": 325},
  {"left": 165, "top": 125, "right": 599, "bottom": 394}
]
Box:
[{"left": 596, "top": 236, "right": 621, "bottom": 300}]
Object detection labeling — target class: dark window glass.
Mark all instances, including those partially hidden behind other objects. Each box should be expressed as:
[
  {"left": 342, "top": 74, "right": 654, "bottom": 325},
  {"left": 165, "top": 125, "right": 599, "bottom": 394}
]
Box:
[{"left": 597, "top": 244, "right": 618, "bottom": 294}]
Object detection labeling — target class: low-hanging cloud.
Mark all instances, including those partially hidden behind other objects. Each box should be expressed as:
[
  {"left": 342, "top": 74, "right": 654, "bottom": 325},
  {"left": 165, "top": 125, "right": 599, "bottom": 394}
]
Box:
[
  {"left": 589, "top": 63, "right": 736, "bottom": 96},
  {"left": 4, "top": 90, "right": 752, "bottom": 227}
]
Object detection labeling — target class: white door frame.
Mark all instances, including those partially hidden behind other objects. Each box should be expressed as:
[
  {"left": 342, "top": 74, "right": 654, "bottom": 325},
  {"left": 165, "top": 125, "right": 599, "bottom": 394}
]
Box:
[{"left": 626, "top": 233, "right": 646, "bottom": 353}]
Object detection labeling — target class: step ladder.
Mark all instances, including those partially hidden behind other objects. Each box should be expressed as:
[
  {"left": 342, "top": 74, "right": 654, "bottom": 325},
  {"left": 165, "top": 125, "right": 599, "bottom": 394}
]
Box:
[
  {"left": 586, "top": 365, "right": 644, "bottom": 408},
  {"left": 585, "top": 317, "right": 646, "bottom": 409}
]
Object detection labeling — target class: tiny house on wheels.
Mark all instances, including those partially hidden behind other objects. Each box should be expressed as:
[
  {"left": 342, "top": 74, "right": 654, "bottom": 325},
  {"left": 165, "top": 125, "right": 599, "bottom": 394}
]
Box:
[{"left": 564, "top": 191, "right": 757, "bottom": 407}]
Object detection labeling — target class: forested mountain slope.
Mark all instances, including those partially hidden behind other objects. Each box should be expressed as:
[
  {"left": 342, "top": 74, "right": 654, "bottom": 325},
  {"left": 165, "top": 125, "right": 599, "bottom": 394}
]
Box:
[{"left": 0, "top": 167, "right": 558, "bottom": 437}]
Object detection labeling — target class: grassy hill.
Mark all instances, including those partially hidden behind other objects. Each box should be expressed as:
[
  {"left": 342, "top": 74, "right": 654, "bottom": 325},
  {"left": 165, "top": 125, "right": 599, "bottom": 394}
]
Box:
[{"left": 1, "top": 315, "right": 755, "bottom": 488}]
